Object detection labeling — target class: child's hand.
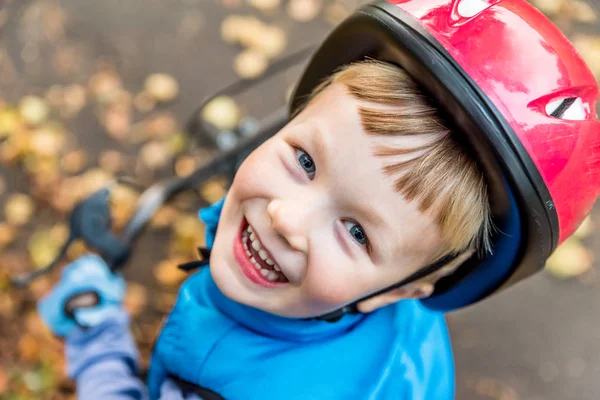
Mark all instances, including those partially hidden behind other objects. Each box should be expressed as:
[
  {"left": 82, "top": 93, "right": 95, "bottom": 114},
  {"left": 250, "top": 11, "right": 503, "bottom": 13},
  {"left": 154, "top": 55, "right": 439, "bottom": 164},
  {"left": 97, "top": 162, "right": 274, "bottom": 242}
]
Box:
[{"left": 38, "top": 254, "right": 126, "bottom": 338}]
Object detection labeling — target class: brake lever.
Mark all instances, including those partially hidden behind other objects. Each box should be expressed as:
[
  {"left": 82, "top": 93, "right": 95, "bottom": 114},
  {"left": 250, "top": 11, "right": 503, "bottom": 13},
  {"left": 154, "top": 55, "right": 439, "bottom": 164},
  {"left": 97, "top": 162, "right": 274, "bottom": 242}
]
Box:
[{"left": 11, "top": 181, "right": 132, "bottom": 287}]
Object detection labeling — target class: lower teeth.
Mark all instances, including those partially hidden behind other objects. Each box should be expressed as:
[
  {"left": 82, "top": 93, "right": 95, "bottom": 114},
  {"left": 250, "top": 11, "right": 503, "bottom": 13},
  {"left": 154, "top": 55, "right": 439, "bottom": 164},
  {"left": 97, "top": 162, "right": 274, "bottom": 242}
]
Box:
[{"left": 242, "top": 230, "right": 283, "bottom": 282}]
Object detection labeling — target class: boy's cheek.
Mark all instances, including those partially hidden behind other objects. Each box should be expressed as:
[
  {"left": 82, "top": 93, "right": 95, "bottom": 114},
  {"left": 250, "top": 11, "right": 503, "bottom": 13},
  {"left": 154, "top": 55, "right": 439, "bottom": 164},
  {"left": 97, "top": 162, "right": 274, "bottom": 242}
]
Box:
[{"left": 303, "top": 271, "right": 371, "bottom": 308}]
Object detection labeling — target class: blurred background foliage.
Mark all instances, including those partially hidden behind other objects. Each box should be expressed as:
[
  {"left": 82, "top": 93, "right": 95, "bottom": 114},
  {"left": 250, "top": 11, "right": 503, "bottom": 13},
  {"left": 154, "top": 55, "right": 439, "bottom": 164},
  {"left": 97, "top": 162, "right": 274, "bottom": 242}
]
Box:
[{"left": 0, "top": 0, "right": 598, "bottom": 399}]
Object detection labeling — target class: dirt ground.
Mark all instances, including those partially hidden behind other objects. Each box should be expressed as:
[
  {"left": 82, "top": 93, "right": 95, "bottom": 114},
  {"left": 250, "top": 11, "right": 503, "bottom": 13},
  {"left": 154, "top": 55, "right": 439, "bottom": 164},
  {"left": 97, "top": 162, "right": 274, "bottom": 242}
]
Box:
[{"left": 0, "top": 0, "right": 599, "bottom": 399}]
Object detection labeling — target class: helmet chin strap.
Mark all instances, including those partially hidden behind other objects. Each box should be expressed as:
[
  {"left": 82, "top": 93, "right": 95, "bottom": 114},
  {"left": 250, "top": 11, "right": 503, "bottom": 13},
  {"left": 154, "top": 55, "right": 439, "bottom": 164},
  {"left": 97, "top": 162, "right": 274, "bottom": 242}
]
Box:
[
  {"left": 314, "top": 253, "right": 462, "bottom": 323},
  {"left": 183, "top": 247, "right": 463, "bottom": 324}
]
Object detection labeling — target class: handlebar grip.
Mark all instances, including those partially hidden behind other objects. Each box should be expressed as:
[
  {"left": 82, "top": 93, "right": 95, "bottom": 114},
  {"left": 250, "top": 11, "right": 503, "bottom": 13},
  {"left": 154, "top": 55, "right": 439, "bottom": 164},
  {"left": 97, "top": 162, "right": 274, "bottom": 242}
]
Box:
[{"left": 63, "top": 291, "right": 101, "bottom": 319}]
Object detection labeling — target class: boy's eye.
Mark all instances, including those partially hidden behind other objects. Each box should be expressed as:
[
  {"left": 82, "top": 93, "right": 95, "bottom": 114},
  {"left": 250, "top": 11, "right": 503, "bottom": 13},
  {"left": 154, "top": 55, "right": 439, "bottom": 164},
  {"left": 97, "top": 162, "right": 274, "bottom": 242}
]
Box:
[
  {"left": 295, "top": 148, "right": 316, "bottom": 179},
  {"left": 343, "top": 221, "right": 368, "bottom": 247},
  {"left": 293, "top": 146, "right": 371, "bottom": 254}
]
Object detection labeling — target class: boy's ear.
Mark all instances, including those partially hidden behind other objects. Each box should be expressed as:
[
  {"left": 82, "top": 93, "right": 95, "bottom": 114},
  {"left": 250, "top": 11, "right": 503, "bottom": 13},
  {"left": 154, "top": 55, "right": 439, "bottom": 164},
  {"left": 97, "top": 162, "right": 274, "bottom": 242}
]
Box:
[{"left": 356, "top": 283, "right": 435, "bottom": 314}]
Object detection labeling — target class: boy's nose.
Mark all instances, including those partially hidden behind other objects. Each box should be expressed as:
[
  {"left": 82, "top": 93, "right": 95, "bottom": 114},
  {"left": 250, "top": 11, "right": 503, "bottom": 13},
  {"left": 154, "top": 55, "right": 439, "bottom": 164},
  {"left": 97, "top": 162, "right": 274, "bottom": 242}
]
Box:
[{"left": 267, "top": 199, "right": 309, "bottom": 253}]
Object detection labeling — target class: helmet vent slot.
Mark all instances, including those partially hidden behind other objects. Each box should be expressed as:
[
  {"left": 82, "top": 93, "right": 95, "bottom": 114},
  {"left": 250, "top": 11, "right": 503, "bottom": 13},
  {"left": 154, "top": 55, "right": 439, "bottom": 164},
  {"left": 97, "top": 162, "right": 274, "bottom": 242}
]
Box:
[
  {"left": 456, "top": 0, "right": 498, "bottom": 18},
  {"left": 546, "top": 97, "right": 588, "bottom": 120}
]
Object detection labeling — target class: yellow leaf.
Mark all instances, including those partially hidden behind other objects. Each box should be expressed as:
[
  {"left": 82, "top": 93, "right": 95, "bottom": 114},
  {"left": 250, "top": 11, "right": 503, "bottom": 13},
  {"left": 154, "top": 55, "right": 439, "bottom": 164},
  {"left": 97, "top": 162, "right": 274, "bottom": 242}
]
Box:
[
  {"left": 201, "top": 95, "right": 242, "bottom": 131},
  {"left": 571, "top": 0, "right": 598, "bottom": 23},
  {"left": 545, "top": 238, "right": 594, "bottom": 279},
  {"left": 0, "top": 107, "right": 23, "bottom": 139},
  {"left": 124, "top": 282, "right": 148, "bottom": 317},
  {"left": 28, "top": 229, "right": 61, "bottom": 270},
  {"left": 0, "top": 223, "right": 15, "bottom": 250},
  {"left": 234, "top": 48, "right": 269, "bottom": 80},
  {"left": 18, "top": 334, "right": 41, "bottom": 363},
  {"left": 287, "top": 0, "right": 323, "bottom": 22},
  {"left": 154, "top": 258, "right": 188, "bottom": 286},
  {"left": 247, "top": 0, "right": 280, "bottom": 12},
  {"left": 144, "top": 74, "right": 179, "bottom": 103},
  {"left": 19, "top": 96, "right": 50, "bottom": 126},
  {"left": 573, "top": 215, "right": 593, "bottom": 239},
  {"left": 200, "top": 177, "right": 228, "bottom": 203},
  {"left": 61, "top": 149, "right": 88, "bottom": 174},
  {"left": 530, "top": 0, "right": 566, "bottom": 16},
  {"left": 573, "top": 35, "right": 600, "bottom": 81},
  {"left": 5, "top": 193, "right": 35, "bottom": 226}
]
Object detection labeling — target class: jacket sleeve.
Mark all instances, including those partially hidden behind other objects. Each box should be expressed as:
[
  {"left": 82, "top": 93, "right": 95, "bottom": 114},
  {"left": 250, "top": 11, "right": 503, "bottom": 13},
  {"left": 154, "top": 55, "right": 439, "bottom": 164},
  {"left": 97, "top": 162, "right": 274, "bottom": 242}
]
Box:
[{"left": 65, "top": 308, "right": 149, "bottom": 400}]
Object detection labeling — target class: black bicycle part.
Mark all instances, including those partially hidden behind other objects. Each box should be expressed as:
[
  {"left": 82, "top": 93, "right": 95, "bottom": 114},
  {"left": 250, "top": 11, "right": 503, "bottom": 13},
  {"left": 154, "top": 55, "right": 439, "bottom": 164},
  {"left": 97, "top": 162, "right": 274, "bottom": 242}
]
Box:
[{"left": 315, "top": 252, "right": 460, "bottom": 322}]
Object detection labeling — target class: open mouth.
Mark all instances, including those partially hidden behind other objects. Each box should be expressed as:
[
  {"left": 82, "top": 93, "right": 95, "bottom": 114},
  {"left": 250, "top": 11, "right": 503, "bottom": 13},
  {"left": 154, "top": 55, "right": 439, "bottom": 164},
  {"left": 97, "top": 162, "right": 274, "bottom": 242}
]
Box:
[{"left": 234, "top": 218, "right": 290, "bottom": 286}]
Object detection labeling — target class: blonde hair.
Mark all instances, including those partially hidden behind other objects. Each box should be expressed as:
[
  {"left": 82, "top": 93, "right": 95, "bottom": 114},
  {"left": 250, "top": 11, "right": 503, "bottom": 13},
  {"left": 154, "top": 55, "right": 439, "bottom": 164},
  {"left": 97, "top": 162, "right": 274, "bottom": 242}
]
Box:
[{"left": 298, "top": 59, "right": 493, "bottom": 262}]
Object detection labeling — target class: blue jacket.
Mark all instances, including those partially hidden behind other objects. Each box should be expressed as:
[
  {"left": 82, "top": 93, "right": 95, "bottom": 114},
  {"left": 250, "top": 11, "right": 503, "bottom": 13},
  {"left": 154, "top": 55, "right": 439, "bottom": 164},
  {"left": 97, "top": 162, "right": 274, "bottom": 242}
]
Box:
[{"left": 65, "top": 198, "right": 455, "bottom": 399}]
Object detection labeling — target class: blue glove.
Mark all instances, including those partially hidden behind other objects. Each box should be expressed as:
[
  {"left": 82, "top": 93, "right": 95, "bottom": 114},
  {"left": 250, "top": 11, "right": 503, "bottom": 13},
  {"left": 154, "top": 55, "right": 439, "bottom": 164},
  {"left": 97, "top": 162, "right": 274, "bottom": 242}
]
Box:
[{"left": 38, "top": 254, "right": 126, "bottom": 337}]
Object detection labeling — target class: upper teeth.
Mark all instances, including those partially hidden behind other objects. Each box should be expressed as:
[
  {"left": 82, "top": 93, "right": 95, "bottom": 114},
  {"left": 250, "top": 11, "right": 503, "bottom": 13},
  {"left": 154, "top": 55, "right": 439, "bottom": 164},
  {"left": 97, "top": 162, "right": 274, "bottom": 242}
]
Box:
[{"left": 244, "top": 225, "right": 283, "bottom": 277}]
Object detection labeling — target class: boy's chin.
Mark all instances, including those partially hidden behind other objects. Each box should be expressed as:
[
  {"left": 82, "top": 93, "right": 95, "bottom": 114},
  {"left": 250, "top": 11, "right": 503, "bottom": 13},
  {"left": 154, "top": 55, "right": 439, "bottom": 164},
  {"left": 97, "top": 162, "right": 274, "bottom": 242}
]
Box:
[{"left": 209, "top": 257, "right": 352, "bottom": 319}]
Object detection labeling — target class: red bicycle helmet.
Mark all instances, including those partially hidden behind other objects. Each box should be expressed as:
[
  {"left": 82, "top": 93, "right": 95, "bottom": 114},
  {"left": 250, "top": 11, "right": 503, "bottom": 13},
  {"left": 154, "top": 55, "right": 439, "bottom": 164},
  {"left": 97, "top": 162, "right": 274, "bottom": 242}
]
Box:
[{"left": 291, "top": 0, "right": 600, "bottom": 311}]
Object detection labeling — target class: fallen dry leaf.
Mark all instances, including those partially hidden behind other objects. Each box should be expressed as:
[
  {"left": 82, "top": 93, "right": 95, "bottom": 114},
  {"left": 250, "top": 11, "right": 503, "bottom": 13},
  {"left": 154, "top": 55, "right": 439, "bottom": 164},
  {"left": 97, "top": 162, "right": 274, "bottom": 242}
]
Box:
[
  {"left": 253, "top": 26, "right": 287, "bottom": 59},
  {"left": 287, "top": 0, "right": 323, "bottom": 22},
  {"left": 66, "top": 239, "right": 92, "bottom": 262},
  {"left": 200, "top": 177, "right": 228, "bottom": 203},
  {"left": 28, "top": 229, "right": 62, "bottom": 270},
  {"left": 45, "top": 84, "right": 65, "bottom": 109},
  {"left": 49, "top": 223, "right": 69, "bottom": 244},
  {"left": 154, "top": 258, "right": 188, "bottom": 286},
  {"left": 234, "top": 48, "right": 269, "bottom": 79},
  {"left": 0, "top": 293, "right": 16, "bottom": 318},
  {"left": 0, "top": 107, "right": 22, "bottom": 139},
  {"left": 221, "top": 15, "right": 264, "bottom": 46},
  {"left": 325, "top": 2, "right": 350, "bottom": 25},
  {"left": 0, "top": 132, "right": 30, "bottom": 164},
  {"left": 201, "top": 95, "right": 242, "bottom": 130},
  {"left": 124, "top": 282, "right": 148, "bottom": 317},
  {"left": 175, "top": 155, "right": 198, "bottom": 177},
  {"left": 29, "top": 125, "right": 65, "bottom": 157},
  {"left": 98, "top": 151, "right": 126, "bottom": 174},
  {"left": 573, "top": 215, "right": 593, "bottom": 239},
  {"left": 18, "top": 334, "right": 41, "bottom": 363},
  {"left": 0, "top": 223, "right": 15, "bottom": 249},
  {"left": 144, "top": 73, "right": 179, "bottom": 103},
  {"left": 109, "top": 185, "right": 139, "bottom": 230},
  {"left": 78, "top": 168, "right": 114, "bottom": 198},
  {"left": 89, "top": 70, "right": 123, "bottom": 104},
  {"left": 134, "top": 91, "right": 156, "bottom": 113},
  {"left": 5, "top": 193, "right": 35, "bottom": 226},
  {"left": 0, "top": 366, "right": 8, "bottom": 395},
  {"left": 19, "top": 96, "right": 50, "bottom": 126},
  {"left": 102, "top": 105, "right": 132, "bottom": 141},
  {"left": 142, "top": 112, "right": 178, "bottom": 140},
  {"left": 167, "top": 131, "right": 188, "bottom": 155},
  {"left": 156, "top": 292, "right": 178, "bottom": 313},
  {"left": 171, "top": 214, "right": 206, "bottom": 256},
  {"left": 61, "top": 149, "right": 88, "bottom": 174},
  {"left": 571, "top": 0, "right": 598, "bottom": 23},
  {"left": 247, "top": 0, "right": 281, "bottom": 12},
  {"left": 150, "top": 205, "right": 179, "bottom": 229},
  {"left": 573, "top": 34, "right": 600, "bottom": 80},
  {"left": 61, "top": 84, "right": 87, "bottom": 117},
  {"left": 545, "top": 237, "right": 595, "bottom": 279},
  {"left": 531, "top": 0, "right": 566, "bottom": 16},
  {"left": 140, "top": 141, "right": 173, "bottom": 170}
]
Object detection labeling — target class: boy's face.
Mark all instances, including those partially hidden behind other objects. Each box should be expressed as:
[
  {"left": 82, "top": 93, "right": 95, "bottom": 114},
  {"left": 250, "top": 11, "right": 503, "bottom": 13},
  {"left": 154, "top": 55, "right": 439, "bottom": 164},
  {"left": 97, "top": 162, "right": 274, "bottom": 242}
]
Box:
[{"left": 209, "top": 84, "right": 445, "bottom": 318}]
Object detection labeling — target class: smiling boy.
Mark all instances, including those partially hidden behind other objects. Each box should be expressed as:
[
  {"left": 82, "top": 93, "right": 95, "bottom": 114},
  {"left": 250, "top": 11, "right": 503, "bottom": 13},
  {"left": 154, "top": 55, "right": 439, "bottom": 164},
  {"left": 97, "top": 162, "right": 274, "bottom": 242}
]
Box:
[
  {"left": 210, "top": 60, "right": 490, "bottom": 319},
  {"left": 37, "top": 0, "right": 600, "bottom": 399}
]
